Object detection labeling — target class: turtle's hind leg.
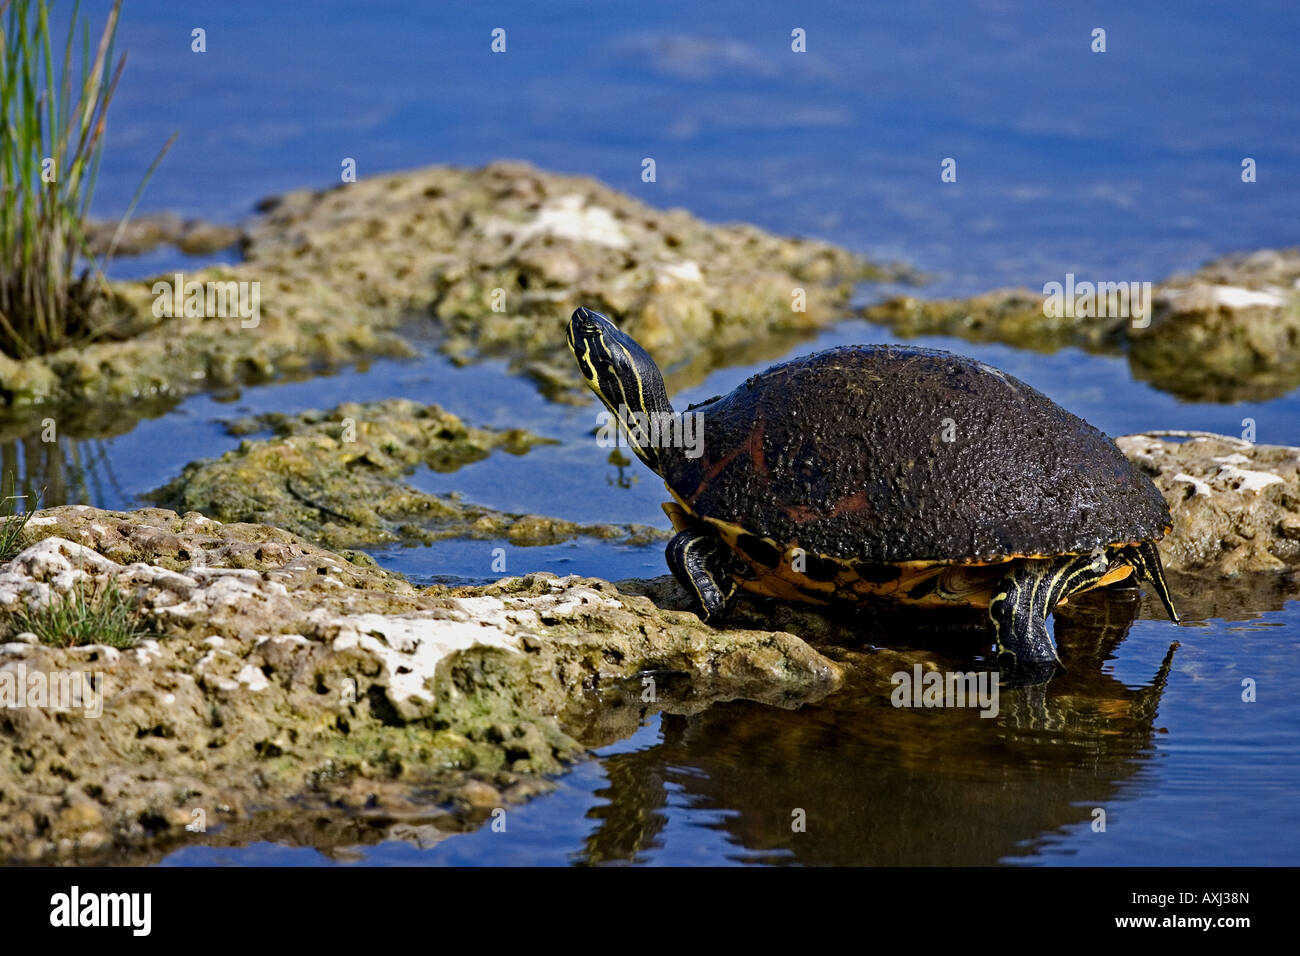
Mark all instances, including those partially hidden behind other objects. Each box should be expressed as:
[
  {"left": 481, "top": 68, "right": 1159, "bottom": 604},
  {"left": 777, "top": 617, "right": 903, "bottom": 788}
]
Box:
[
  {"left": 1117, "top": 541, "right": 1180, "bottom": 624},
  {"left": 989, "top": 552, "right": 1110, "bottom": 673},
  {"left": 666, "top": 528, "right": 740, "bottom": 625}
]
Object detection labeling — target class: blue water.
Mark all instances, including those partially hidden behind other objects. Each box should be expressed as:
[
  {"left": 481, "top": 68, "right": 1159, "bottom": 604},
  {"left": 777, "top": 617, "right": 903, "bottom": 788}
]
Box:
[
  {"left": 95, "top": 0, "right": 1300, "bottom": 298},
  {"left": 18, "top": 0, "right": 1300, "bottom": 865}
]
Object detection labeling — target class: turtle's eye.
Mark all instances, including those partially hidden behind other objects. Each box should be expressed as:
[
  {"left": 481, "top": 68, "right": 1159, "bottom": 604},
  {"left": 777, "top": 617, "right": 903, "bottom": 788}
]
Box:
[{"left": 571, "top": 307, "right": 602, "bottom": 334}]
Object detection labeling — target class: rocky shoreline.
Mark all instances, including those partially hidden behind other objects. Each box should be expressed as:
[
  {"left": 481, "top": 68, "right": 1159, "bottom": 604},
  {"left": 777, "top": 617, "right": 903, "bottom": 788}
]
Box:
[
  {"left": 1, "top": 430, "right": 1297, "bottom": 862},
  {"left": 0, "top": 161, "right": 886, "bottom": 414},
  {"left": 0, "top": 506, "right": 840, "bottom": 863}
]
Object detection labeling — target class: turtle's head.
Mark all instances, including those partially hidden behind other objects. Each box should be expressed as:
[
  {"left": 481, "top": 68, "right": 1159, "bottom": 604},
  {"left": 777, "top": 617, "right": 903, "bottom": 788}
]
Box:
[{"left": 568, "top": 307, "right": 675, "bottom": 473}]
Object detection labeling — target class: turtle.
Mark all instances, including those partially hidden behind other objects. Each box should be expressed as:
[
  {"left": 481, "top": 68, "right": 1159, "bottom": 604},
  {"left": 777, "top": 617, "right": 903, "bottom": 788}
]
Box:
[{"left": 567, "top": 306, "right": 1179, "bottom": 674}]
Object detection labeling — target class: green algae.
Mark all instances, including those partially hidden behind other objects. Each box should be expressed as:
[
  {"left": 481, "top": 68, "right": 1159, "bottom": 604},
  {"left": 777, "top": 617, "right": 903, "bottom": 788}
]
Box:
[{"left": 147, "top": 398, "right": 666, "bottom": 550}]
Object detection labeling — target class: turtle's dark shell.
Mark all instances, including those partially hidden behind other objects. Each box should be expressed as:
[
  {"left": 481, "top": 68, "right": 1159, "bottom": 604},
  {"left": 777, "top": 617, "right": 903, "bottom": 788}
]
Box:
[{"left": 665, "top": 345, "right": 1171, "bottom": 564}]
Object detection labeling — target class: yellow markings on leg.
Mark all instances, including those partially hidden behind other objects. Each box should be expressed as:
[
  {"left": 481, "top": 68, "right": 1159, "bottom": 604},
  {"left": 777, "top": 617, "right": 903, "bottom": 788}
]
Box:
[{"left": 678, "top": 535, "right": 708, "bottom": 611}]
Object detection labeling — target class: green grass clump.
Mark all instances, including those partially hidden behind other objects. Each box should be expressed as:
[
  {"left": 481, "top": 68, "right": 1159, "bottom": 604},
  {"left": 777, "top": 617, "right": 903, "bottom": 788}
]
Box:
[
  {"left": 0, "top": 493, "right": 34, "bottom": 561},
  {"left": 14, "top": 574, "right": 149, "bottom": 648},
  {"left": 0, "top": 0, "right": 172, "bottom": 358}
]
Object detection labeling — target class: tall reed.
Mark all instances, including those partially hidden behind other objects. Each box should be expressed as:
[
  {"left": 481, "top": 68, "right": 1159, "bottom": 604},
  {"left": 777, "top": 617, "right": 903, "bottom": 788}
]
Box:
[{"left": 0, "top": 0, "right": 172, "bottom": 358}]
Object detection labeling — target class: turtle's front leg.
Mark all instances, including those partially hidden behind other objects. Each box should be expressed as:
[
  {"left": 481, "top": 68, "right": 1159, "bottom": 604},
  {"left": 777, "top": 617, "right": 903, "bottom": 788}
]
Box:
[
  {"left": 666, "top": 528, "right": 739, "bottom": 625},
  {"left": 989, "top": 552, "right": 1109, "bottom": 671}
]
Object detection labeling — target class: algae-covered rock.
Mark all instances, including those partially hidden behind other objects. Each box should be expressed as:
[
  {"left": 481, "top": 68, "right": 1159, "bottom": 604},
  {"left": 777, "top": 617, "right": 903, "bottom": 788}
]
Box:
[
  {"left": 1117, "top": 432, "right": 1300, "bottom": 575},
  {"left": 147, "top": 398, "right": 665, "bottom": 550},
  {"left": 0, "top": 506, "right": 841, "bottom": 862}
]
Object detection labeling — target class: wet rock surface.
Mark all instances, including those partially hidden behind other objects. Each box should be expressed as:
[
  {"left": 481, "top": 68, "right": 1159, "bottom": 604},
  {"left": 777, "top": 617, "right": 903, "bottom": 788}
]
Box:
[
  {"left": 1, "top": 162, "right": 891, "bottom": 413},
  {"left": 0, "top": 506, "right": 840, "bottom": 862},
  {"left": 148, "top": 398, "right": 666, "bottom": 550},
  {"left": 864, "top": 248, "right": 1300, "bottom": 402}
]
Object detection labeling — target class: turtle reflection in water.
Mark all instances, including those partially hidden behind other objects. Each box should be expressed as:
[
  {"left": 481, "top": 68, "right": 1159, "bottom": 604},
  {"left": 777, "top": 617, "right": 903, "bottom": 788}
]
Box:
[
  {"left": 571, "top": 588, "right": 1180, "bottom": 866},
  {"left": 568, "top": 307, "right": 1179, "bottom": 679}
]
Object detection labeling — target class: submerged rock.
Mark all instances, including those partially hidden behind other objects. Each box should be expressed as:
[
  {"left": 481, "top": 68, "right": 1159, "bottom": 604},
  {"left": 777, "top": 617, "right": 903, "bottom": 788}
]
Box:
[
  {"left": 0, "top": 506, "right": 841, "bottom": 862},
  {"left": 1117, "top": 432, "right": 1300, "bottom": 575},
  {"left": 147, "top": 398, "right": 665, "bottom": 550},
  {"left": 864, "top": 248, "right": 1300, "bottom": 402}
]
